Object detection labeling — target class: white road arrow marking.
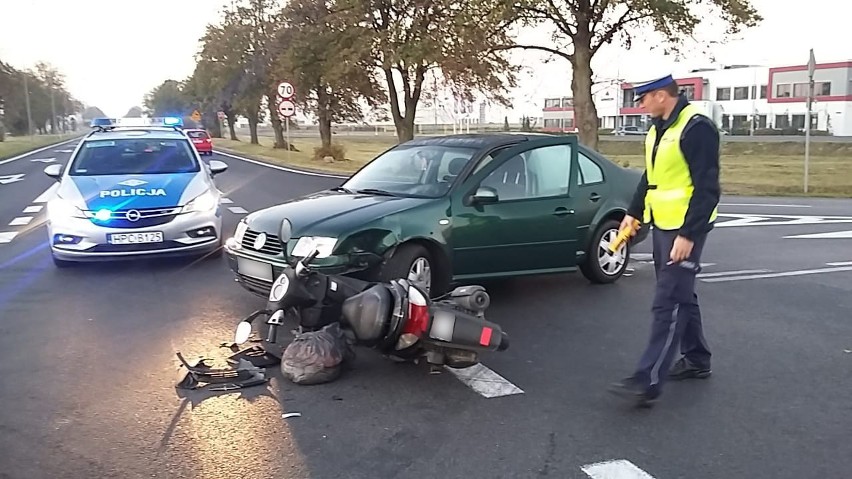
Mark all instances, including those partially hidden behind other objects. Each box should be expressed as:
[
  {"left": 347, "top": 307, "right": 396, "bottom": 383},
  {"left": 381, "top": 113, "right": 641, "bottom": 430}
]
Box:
[
  {"left": 0, "top": 174, "right": 25, "bottom": 185},
  {"left": 30, "top": 158, "right": 56, "bottom": 163},
  {"left": 784, "top": 230, "right": 852, "bottom": 239}
]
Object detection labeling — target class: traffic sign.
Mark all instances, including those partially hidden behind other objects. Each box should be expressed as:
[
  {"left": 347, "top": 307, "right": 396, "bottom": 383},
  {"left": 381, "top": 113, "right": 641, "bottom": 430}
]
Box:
[
  {"left": 277, "top": 100, "right": 296, "bottom": 117},
  {"left": 191, "top": 110, "right": 202, "bottom": 122},
  {"left": 217, "top": 111, "right": 225, "bottom": 120},
  {"left": 277, "top": 82, "right": 295, "bottom": 99}
]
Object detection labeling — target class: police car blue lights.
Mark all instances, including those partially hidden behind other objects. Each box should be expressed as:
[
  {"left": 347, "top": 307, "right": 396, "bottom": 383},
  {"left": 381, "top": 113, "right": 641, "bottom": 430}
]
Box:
[{"left": 43, "top": 117, "right": 229, "bottom": 267}]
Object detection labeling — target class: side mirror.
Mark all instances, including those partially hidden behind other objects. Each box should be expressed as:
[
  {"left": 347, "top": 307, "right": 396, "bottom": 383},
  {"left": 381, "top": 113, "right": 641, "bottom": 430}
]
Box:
[
  {"left": 44, "top": 164, "right": 63, "bottom": 180},
  {"left": 208, "top": 160, "right": 228, "bottom": 176},
  {"left": 471, "top": 186, "right": 499, "bottom": 205}
]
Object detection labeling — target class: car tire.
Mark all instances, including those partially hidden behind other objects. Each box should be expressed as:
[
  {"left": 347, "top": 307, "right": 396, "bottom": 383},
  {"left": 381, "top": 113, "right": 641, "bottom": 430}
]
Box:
[
  {"left": 377, "top": 243, "right": 440, "bottom": 297},
  {"left": 580, "top": 218, "right": 630, "bottom": 284}
]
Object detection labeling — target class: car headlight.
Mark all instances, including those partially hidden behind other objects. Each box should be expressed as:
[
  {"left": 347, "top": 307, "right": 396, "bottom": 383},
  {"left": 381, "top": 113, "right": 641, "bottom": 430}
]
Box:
[
  {"left": 46, "top": 196, "right": 86, "bottom": 219},
  {"left": 233, "top": 220, "right": 248, "bottom": 243},
  {"left": 269, "top": 274, "right": 290, "bottom": 302},
  {"left": 181, "top": 190, "right": 218, "bottom": 213},
  {"left": 292, "top": 236, "right": 337, "bottom": 258}
]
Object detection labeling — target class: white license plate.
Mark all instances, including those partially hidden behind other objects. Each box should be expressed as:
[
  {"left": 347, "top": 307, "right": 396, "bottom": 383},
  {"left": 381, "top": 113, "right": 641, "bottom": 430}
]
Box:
[
  {"left": 108, "top": 232, "right": 164, "bottom": 245},
  {"left": 238, "top": 257, "right": 273, "bottom": 281}
]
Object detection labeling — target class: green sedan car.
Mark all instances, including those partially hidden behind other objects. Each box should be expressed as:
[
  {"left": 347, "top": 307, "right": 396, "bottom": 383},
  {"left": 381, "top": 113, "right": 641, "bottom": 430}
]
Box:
[{"left": 224, "top": 133, "right": 649, "bottom": 298}]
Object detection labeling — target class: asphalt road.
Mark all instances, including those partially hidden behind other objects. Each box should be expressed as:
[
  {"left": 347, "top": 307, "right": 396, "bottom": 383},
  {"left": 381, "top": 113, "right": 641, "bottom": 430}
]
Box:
[{"left": 1, "top": 138, "right": 851, "bottom": 478}]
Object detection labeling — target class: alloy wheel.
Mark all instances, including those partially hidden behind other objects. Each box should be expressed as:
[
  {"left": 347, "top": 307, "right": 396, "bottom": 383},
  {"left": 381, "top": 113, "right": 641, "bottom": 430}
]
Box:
[{"left": 597, "top": 228, "right": 627, "bottom": 276}]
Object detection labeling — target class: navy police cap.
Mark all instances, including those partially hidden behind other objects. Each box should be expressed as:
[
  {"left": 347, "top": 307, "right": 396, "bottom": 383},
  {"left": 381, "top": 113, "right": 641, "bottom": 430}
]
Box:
[{"left": 632, "top": 74, "right": 676, "bottom": 102}]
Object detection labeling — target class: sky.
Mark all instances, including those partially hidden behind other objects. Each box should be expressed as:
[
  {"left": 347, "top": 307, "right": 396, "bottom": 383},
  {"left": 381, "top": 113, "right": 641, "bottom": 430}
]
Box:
[{"left": 1, "top": 0, "right": 849, "bottom": 119}]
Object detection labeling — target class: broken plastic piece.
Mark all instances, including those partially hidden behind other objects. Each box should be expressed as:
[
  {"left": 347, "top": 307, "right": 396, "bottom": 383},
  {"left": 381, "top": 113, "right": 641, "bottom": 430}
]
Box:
[
  {"left": 227, "top": 345, "right": 281, "bottom": 368},
  {"left": 174, "top": 351, "right": 269, "bottom": 391}
]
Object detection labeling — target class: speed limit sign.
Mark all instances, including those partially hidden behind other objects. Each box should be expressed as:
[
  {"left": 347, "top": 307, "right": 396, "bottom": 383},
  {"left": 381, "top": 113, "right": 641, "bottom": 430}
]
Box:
[{"left": 277, "top": 82, "right": 295, "bottom": 99}]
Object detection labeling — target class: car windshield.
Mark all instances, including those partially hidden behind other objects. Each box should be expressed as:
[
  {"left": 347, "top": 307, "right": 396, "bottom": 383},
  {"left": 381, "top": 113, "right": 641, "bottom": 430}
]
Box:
[
  {"left": 187, "top": 130, "right": 209, "bottom": 139},
  {"left": 341, "top": 144, "right": 477, "bottom": 198},
  {"left": 69, "top": 138, "right": 200, "bottom": 176}
]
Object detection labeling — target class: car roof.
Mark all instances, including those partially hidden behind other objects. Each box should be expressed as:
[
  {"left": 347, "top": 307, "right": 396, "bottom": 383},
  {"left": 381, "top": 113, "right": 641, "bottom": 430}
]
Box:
[
  {"left": 401, "top": 132, "right": 571, "bottom": 149},
  {"left": 84, "top": 127, "right": 190, "bottom": 141}
]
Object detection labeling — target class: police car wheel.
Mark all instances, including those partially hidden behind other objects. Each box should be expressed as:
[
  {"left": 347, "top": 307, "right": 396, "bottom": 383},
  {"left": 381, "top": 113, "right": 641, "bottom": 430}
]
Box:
[{"left": 580, "top": 218, "right": 629, "bottom": 284}]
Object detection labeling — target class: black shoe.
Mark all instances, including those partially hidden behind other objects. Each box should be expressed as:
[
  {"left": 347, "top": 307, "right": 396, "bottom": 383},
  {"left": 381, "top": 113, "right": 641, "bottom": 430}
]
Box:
[
  {"left": 607, "top": 377, "right": 659, "bottom": 408},
  {"left": 668, "top": 357, "right": 711, "bottom": 380}
]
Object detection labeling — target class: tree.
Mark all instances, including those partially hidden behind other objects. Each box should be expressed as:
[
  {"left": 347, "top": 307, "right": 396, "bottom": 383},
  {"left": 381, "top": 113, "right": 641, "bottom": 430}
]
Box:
[
  {"left": 0, "top": 59, "right": 82, "bottom": 136},
  {"left": 506, "top": 0, "right": 762, "bottom": 150},
  {"left": 337, "top": 0, "right": 522, "bottom": 142},
  {"left": 143, "top": 79, "right": 188, "bottom": 117},
  {"left": 503, "top": 115, "right": 510, "bottom": 131},
  {"left": 274, "top": 0, "right": 386, "bottom": 155}
]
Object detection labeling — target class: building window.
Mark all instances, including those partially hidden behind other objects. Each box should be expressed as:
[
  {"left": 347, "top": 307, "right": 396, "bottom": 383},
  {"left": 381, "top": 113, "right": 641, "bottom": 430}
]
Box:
[
  {"left": 776, "top": 84, "right": 791, "bottom": 98},
  {"left": 716, "top": 87, "right": 731, "bottom": 101},
  {"left": 760, "top": 85, "right": 767, "bottom": 99},
  {"left": 622, "top": 89, "right": 635, "bottom": 107},
  {"left": 750, "top": 85, "right": 756, "bottom": 99},
  {"left": 792, "top": 115, "right": 805, "bottom": 129},
  {"left": 734, "top": 87, "right": 749, "bottom": 100},
  {"left": 561, "top": 98, "right": 574, "bottom": 107},
  {"left": 543, "top": 119, "right": 561, "bottom": 128},
  {"left": 754, "top": 115, "right": 767, "bottom": 129},
  {"left": 793, "top": 83, "right": 809, "bottom": 97},
  {"left": 680, "top": 85, "right": 696, "bottom": 100},
  {"left": 775, "top": 115, "right": 789, "bottom": 128},
  {"left": 817, "top": 82, "right": 831, "bottom": 96},
  {"left": 544, "top": 99, "right": 561, "bottom": 108},
  {"left": 732, "top": 115, "right": 748, "bottom": 129}
]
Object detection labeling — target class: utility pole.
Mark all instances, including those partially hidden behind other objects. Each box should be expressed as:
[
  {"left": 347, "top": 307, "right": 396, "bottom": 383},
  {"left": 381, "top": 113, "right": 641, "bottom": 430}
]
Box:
[
  {"left": 804, "top": 48, "right": 815, "bottom": 194},
  {"left": 24, "top": 74, "right": 33, "bottom": 136},
  {"left": 50, "top": 85, "right": 57, "bottom": 136}
]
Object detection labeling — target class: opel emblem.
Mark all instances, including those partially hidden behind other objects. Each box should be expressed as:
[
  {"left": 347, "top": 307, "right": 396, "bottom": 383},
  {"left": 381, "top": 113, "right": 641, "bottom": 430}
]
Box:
[
  {"left": 125, "top": 210, "right": 141, "bottom": 222},
  {"left": 253, "top": 232, "right": 267, "bottom": 250}
]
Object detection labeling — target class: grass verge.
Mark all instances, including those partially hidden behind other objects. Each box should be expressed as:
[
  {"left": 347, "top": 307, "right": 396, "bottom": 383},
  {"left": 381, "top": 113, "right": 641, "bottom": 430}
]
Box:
[
  {"left": 215, "top": 134, "right": 852, "bottom": 197},
  {"left": 0, "top": 133, "right": 83, "bottom": 160}
]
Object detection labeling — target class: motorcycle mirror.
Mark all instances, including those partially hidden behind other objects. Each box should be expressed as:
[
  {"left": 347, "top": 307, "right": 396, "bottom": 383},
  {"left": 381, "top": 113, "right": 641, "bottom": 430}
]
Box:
[{"left": 234, "top": 321, "right": 253, "bottom": 344}]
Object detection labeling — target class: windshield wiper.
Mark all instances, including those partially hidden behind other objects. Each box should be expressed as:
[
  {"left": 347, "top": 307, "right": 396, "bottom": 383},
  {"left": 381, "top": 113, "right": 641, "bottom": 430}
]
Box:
[{"left": 356, "top": 188, "right": 398, "bottom": 197}]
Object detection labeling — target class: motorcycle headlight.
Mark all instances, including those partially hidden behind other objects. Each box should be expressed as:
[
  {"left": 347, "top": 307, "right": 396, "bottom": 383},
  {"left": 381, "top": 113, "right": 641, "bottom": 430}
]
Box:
[
  {"left": 181, "top": 190, "right": 218, "bottom": 213},
  {"left": 292, "top": 236, "right": 337, "bottom": 258},
  {"left": 46, "top": 196, "right": 86, "bottom": 219},
  {"left": 269, "top": 274, "right": 290, "bottom": 302}
]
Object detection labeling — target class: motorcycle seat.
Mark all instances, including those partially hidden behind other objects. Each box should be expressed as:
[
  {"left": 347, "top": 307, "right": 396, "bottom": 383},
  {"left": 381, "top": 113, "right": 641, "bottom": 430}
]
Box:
[{"left": 341, "top": 284, "right": 394, "bottom": 345}]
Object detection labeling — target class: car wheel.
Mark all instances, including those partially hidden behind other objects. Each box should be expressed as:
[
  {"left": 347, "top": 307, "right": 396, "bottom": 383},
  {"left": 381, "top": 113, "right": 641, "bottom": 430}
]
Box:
[
  {"left": 378, "top": 243, "right": 436, "bottom": 297},
  {"left": 580, "top": 219, "right": 629, "bottom": 284}
]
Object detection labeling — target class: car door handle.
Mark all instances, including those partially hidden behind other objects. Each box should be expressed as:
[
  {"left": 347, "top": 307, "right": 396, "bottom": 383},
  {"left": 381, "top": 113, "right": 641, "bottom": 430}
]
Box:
[
  {"left": 589, "top": 193, "right": 601, "bottom": 202},
  {"left": 553, "top": 207, "right": 574, "bottom": 217}
]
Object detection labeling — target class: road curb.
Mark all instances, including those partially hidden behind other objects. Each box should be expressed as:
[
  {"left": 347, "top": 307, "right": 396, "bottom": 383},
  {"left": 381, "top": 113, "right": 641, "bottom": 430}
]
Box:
[
  {"left": 213, "top": 146, "right": 350, "bottom": 179},
  {"left": 0, "top": 135, "right": 85, "bottom": 165}
]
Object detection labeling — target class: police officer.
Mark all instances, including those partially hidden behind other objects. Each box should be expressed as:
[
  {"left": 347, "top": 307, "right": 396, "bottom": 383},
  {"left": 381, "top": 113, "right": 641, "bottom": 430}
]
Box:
[{"left": 608, "top": 74, "right": 721, "bottom": 407}]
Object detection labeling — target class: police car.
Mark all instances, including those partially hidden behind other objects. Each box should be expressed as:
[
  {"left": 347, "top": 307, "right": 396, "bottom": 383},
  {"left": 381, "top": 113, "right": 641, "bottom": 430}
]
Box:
[{"left": 42, "top": 117, "right": 228, "bottom": 267}]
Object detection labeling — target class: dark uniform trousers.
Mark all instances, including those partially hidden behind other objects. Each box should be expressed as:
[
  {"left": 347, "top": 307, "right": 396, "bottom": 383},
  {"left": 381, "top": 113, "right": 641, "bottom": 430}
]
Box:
[{"left": 633, "top": 226, "right": 711, "bottom": 395}]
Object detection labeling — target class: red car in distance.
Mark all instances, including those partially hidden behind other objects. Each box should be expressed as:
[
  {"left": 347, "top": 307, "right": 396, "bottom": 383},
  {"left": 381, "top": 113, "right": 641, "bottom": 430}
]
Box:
[{"left": 186, "top": 129, "right": 213, "bottom": 156}]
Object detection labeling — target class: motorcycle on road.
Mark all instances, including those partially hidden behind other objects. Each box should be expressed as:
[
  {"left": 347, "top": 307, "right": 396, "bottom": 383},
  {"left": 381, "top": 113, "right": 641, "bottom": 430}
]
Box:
[{"left": 232, "top": 246, "right": 510, "bottom": 371}]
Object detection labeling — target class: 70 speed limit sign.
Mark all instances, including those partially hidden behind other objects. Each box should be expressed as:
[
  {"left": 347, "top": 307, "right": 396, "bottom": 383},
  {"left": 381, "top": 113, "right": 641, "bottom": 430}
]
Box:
[{"left": 277, "top": 82, "right": 295, "bottom": 99}]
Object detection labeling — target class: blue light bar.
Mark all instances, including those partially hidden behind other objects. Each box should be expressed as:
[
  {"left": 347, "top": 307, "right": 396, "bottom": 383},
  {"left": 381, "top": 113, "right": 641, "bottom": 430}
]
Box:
[
  {"left": 162, "top": 116, "right": 183, "bottom": 127},
  {"left": 90, "top": 117, "right": 116, "bottom": 128}
]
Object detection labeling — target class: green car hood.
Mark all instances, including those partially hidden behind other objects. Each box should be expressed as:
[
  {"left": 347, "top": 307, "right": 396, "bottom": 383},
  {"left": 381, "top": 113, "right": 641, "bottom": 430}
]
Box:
[{"left": 244, "top": 189, "right": 435, "bottom": 238}]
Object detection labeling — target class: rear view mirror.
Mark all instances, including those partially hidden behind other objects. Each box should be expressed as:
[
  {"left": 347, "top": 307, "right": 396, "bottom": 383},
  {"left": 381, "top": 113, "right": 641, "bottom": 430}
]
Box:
[
  {"left": 471, "top": 186, "right": 498, "bottom": 204},
  {"left": 44, "top": 164, "right": 63, "bottom": 180},
  {"left": 208, "top": 160, "right": 228, "bottom": 175}
]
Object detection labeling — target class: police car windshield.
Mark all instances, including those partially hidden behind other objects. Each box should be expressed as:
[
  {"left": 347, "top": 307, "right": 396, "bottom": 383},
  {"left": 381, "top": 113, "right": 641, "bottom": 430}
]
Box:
[{"left": 69, "top": 138, "right": 200, "bottom": 176}]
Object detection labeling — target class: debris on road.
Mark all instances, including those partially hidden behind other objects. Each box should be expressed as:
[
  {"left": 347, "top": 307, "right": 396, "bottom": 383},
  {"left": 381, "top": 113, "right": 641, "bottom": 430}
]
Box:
[
  {"left": 174, "top": 351, "right": 268, "bottom": 391},
  {"left": 282, "top": 412, "right": 302, "bottom": 419},
  {"left": 281, "top": 323, "right": 354, "bottom": 385}
]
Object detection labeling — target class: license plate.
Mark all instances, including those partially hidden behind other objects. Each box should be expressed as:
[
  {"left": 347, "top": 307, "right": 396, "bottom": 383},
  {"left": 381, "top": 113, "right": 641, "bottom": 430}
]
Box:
[
  {"left": 108, "top": 232, "right": 164, "bottom": 244},
  {"left": 238, "top": 257, "right": 273, "bottom": 281}
]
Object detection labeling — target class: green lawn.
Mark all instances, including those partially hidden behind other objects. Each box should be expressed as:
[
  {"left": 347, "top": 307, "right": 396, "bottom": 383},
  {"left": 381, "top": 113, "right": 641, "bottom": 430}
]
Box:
[
  {"left": 214, "top": 133, "right": 852, "bottom": 197},
  {"left": 0, "top": 133, "right": 84, "bottom": 160}
]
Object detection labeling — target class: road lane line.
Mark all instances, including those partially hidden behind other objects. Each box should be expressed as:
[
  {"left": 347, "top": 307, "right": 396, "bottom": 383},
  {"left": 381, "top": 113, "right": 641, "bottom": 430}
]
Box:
[
  {"left": 220, "top": 197, "right": 234, "bottom": 204},
  {"left": 0, "top": 232, "right": 18, "bottom": 243},
  {"left": 23, "top": 205, "right": 43, "bottom": 214},
  {"left": 827, "top": 261, "right": 852, "bottom": 266},
  {"left": 30, "top": 158, "right": 56, "bottom": 163},
  {"left": 444, "top": 363, "right": 524, "bottom": 398},
  {"left": 33, "top": 184, "right": 58, "bottom": 203},
  {"left": 720, "top": 203, "right": 811, "bottom": 208},
  {"left": 214, "top": 150, "right": 348, "bottom": 179},
  {"left": 581, "top": 459, "right": 656, "bottom": 479},
  {"left": 697, "top": 269, "right": 771, "bottom": 278},
  {"left": 228, "top": 206, "right": 248, "bottom": 214},
  {"left": 9, "top": 217, "right": 33, "bottom": 226},
  {"left": 701, "top": 266, "right": 852, "bottom": 283},
  {"left": 0, "top": 137, "right": 81, "bottom": 166}
]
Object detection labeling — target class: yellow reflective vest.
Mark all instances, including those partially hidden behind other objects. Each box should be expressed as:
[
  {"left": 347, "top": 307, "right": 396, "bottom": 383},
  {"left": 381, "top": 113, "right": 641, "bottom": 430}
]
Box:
[{"left": 642, "top": 103, "right": 718, "bottom": 230}]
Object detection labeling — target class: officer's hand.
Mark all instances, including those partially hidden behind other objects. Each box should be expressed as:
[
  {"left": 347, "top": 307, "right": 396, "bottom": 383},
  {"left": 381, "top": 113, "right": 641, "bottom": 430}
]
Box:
[
  {"left": 620, "top": 215, "right": 640, "bottom": 237},
  {"left": 670, "top": 235, "right": 694, "bottom": 262}
]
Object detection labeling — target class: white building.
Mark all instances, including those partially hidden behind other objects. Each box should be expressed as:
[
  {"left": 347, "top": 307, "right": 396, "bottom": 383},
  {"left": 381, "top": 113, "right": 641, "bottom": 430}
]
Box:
[{"left": 542, "top": 59, "right": 852, "bottom": 136}]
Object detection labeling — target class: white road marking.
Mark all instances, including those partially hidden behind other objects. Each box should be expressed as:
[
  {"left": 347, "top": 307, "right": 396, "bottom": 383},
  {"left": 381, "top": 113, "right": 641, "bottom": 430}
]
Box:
[
  {"left": 720, "top": 202, "right": 811, "bottom": 208},
  {"left": 826, "top": 261, "right": 852, "bottom": 266},
  {"left": 23, "top": 205, "right": 43, "bottom": 214},
  {"left": 9, "top": 217, "right": 33, "bottom": 226},
  {"left": 228, "top": 206, "right": 248, "bottom": 214},
  {"left": 0, "top": 232, "right": 18, "bottom": 243},
  {"left": 54, "top": 149, "right": 73, "bottom": 153},
  {"left": 0, "top": 137, "right": 80, "bottom": 166},
  {"left": 697, "top": 269, "right": 771, "bottom": 278},
  {"left": 33, "top": 183, "right": 58, "bottom": 203},
  {"left": 784, "top": 230, "right": 852, "bottom": 239},
  {"left": 0, "top": 174, "right": 25, "bottom": 185},
  {"left": 581, "top": 459, "right": 656, "bottom": 479},
  {"left": 716, "top": 213, "right": 852, "bottom": 228},
  {"left": 220, "top": 197, "right": 234, "bottom": 204},
  {"left": 30, "top": 157, "right": 56, "bottom": 163},
  {"left": 701, "top": 266, "right": 852, "bottom": 283},
  {"left": 444, "top": 363, "right": 524, "bottom": 398},
  {"left": 214, "top": 150, "right": 348, "bottom": 179}
]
